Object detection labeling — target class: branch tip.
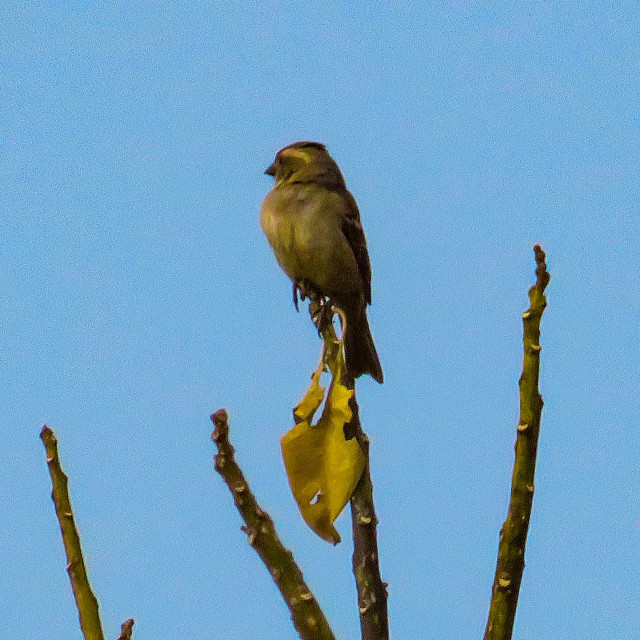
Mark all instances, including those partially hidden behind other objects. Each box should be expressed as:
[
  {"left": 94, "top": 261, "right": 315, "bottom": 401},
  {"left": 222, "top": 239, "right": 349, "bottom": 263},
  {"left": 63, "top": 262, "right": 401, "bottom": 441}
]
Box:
[
  {"left": 210, "top": 409, "right": 229, "bottom": 443},
  {"left": 532, "top": 244, "right": 550, "bottom": 292},
  {"left": 40, "top": 425, "right": 56, "bottom": 446},
  {"left": 116, "top": 618, "right": 134, "bottom": 640},
  {"left": 211, "top": 408, "right": 228, "bottom": 424}
]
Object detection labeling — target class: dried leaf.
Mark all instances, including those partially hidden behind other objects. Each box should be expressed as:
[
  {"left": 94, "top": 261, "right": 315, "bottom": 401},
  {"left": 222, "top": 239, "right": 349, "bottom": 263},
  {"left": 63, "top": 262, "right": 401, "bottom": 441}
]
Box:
[
  {"left": 293, "top": 366, "right": 325, "bottom": 425},
  {"left": 282, "top": 377, "right": 365, "bottom": 544}
]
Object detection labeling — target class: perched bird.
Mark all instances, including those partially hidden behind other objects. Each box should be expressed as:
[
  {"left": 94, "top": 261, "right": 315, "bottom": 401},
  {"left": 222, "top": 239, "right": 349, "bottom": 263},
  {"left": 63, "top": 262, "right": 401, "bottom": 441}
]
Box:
[{"left": 260, "top": 141, "right": 383, "bottom": 383}]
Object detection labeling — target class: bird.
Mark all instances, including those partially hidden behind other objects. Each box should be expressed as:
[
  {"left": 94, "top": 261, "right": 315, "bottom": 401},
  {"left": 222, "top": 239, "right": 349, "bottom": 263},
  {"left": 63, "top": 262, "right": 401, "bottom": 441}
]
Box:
[{"left": 260, "top": 141, "right": 383, "bottom": 383}]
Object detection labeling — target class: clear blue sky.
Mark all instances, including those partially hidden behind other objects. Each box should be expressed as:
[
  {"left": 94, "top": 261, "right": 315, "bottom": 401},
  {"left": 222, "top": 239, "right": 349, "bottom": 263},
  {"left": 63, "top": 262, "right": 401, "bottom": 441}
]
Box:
[{"left": 2, "top": 2, "right": 638, "bottom": 639}]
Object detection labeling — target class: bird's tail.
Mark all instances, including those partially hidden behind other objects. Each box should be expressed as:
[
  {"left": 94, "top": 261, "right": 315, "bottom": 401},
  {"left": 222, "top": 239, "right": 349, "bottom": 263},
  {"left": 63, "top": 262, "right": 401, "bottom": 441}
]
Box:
[{"left": 344, "top": 306, "right": 383, "bottom": 384}]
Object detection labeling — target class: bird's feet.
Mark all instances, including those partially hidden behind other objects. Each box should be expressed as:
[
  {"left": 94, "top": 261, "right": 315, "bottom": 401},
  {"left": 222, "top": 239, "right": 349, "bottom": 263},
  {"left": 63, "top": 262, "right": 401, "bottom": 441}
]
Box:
[
  {"left": 292, "top": 280, "right": 334, "bottom": 334},
  {"left": 309, "top": 298, "right": 334, "bottom": 335},
  {"left": 292, "top": 281, "right": 302, "bottom": 311},
  {"left": 293, "top": 279, "right": 321, "bottom": 310},
  {"left": 293, "top": 280, "right": 313, "bottom": 312}
]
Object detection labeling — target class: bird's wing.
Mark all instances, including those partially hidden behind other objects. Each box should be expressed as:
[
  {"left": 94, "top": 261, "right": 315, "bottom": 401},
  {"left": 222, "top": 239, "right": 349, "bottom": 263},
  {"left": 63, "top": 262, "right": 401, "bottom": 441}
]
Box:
[{"left": 342, "top": 190, "right": 372, "bottom": 305}]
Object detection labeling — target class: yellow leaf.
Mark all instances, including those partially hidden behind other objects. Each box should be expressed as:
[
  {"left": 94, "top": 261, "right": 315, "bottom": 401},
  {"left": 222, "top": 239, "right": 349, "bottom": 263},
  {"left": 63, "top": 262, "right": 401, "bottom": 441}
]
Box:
[
  {"left": 292, "top": 366, "right": 325, "bottom": 425},
  {"left": 282, "top": 378, "right": 365, "bottom": 544}
]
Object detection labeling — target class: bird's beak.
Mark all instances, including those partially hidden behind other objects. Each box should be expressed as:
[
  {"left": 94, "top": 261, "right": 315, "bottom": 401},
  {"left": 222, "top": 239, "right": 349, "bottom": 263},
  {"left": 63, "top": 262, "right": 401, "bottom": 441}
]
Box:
[{"left": 264, "top": 163, "right": 276, "bottom": 176}]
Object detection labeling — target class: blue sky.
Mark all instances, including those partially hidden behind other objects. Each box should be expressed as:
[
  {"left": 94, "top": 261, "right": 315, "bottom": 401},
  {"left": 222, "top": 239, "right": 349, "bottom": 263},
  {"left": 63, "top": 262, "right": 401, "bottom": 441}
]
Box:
[{"left": 2, "top": 2, "right": 638, "bottom": 638}]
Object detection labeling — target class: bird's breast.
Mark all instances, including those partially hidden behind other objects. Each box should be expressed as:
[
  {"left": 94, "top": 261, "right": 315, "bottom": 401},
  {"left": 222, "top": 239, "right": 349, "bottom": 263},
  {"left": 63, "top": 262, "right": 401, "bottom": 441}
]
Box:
[
  {"left": 260, "top": 185, "right": 361, "bottom": 295},
  {"left": 260, "top": 189, "right": 310, "bottom": 278}
]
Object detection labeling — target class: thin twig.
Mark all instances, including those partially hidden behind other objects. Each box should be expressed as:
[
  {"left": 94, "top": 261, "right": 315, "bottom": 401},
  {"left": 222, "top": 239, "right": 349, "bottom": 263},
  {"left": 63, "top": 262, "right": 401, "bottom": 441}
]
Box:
[
  {"left": 40, "top": 426, "right": 105, "bottom": 640},
  {"left": 210, "top": 410, "right": 337, "bottom": 640},
  {"left": 483, "top": 245, "right": 550, "bottom": 640}
]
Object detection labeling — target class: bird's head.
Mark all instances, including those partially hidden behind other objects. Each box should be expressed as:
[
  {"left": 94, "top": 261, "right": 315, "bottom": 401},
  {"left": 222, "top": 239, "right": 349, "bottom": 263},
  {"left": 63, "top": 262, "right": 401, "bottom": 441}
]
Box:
[{"left": 264, "top": 142, "right": 346, "bottom": 188}]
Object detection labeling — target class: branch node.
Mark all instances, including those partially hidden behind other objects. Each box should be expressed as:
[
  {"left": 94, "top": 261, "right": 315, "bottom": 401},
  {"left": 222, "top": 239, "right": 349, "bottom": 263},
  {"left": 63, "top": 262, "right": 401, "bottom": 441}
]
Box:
[{"left": 498, "top": 575, "right": 511, "bottom": 589}]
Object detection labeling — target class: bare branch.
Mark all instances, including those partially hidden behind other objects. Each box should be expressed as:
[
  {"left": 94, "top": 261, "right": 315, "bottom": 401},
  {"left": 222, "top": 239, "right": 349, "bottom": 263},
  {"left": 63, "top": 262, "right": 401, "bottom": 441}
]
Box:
[
  {"left": 40, "top": 426, "right": 105, "bottom": 640},
  {"left": 210, "top": 410, "right": 336, "bottom": 640},
  {"left": 483, "top": 245, "right": 550, "bottom": 640},
  {"left": 312, "top": 303, "right": 389, "bottom": 640},
  {"left": 346, "top": 390, "right": 389, "bottom": 640}
]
